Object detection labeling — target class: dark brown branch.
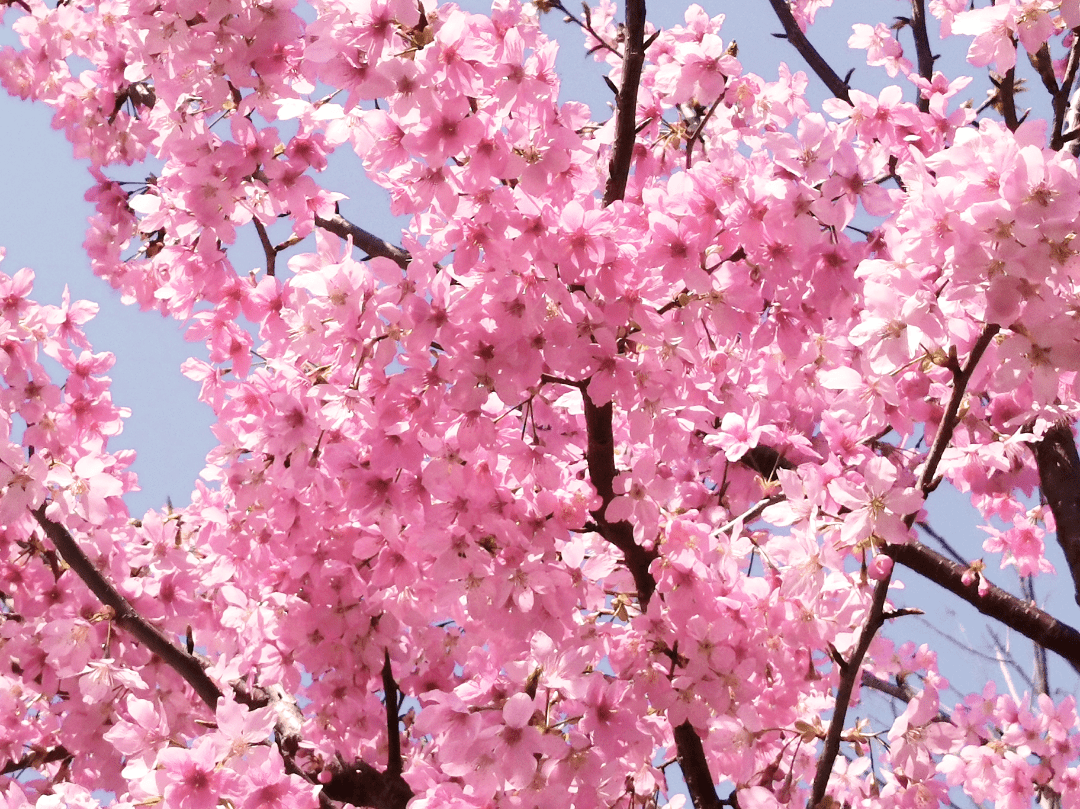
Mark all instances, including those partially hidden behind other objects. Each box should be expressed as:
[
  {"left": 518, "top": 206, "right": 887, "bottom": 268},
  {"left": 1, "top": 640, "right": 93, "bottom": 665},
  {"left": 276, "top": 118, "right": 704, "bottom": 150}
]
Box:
[
  {"left": 2, "top": 744, "right": 72, "bottom": 776},
  {"left": 1051, "top": 35, "right": 1080, "bottom": 150},
  {"left": 1029, "top": 43, "right": 1060, "bottom": 100},
  {"left": 909, "top": 0, "right": 935, "bottom": 113},
  {"left": 314, "top": 213, "right": 411, "bottom": 270},
  {"left": 1033, "top": 421, "right": 1080, "bottom": 605},
  {"left": 583, "top": 397, "right": 658, "bottom": 606},
  {"left": 33, "top": 506, "right": 224, "bottom": 710},
  {"left": 685, "top": 95, "right": 725, "bottom": 169},
  {"left": 253, "top": 218, "right": 277, "bottom": 277},
  {"left": 582, "top": 5, "right": 731, "bottom": 807},
  {"left": 602, "top": 0, "right": 647, "bottom": 206},
  {"left": 809, "top": 574, "right": 890, "bottom": 808},
  {"left": 886, "top": 542, "right": 1080, "bottom": 675},
  {"left": 860, "top": 671, "right": 951, "bottom": 721},
  {"left": 34, "top": 508, "right": 411, "bottom": 809},
  {"left": 995, "top": 68, "right": 1021, "bottom": 131},
  {"left": 381, "top": 650, "right": 402, "bottom": 778},
  {"left": 860, "top": 671, "right": 914, "bottom": 704},
  {"left": 765, "top": 0, "right": 851, "bottom": 104},
  {"left": 673, "top": 723, "right": 724, "bottom": 809},
  {"left": 809, "top": 323, "right": 998, "bottom": 809},
  {"left": 917, "top": 325, "right": 999, "bottom": 493},
  {"left": 320, "top": 758, "right": 412, "bottom": 809}
]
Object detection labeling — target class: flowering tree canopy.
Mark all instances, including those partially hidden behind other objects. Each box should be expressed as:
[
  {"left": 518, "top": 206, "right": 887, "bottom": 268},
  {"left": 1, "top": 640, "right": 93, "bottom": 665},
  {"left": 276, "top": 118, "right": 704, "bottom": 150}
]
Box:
[{"left": 5, "top": 0, "right": 1080, "bottom": 807}]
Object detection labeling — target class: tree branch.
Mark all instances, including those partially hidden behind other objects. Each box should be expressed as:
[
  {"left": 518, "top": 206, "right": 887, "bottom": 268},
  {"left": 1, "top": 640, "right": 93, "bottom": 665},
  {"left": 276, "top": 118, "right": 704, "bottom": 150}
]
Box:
[
  {"left": 581, "top": 4, "right": 732, "bottom": 808},
  {"left": 582, "top": 397, "right": 658, "bottom": 606},
  {"left": 1051, "top": 34, "right": 1080, "bottom": 150},
  {"left": 33, "top": 507, "right": 412, "bottom": 809},
  {"left": 909, "top": 0, "right": 935, "bottom": 113},
  {"left": 808, "top": 574, "right": 891, "bottom": 809},
  {"left": 602, "top": 0, "right": 646, "bottom": 206},
  {"left": 381, "top": 650, "right": 403, "bottom": 779},
  {"left": 1033, "top": 420, "right": 1080, "bottom": 605},
  {"left": 809, "top": 323, "right": 998, "bottom": 809},
  {"left": 33, "top": 506, "right": 224, "bottom": 710},
  {"left": 253, "top": 218, "right": 278, "bottom": 277},
  {"left": 549, "top": 0, "right": 624, "bottom": 59},
  {"left": 1, "top": 744, "right": 72, "bottom": 776},
  {"left": 886, "top": 541, "right": 1080, "bottom": 675},
  {"left": 314, "top": 213, "right": 411, "bottom": 270},
  {"left": 672, "top": 722, "right": 723, "bottom": 809},
  {"left": 764, "top": 0, "right": 851, "bottom": 104}
]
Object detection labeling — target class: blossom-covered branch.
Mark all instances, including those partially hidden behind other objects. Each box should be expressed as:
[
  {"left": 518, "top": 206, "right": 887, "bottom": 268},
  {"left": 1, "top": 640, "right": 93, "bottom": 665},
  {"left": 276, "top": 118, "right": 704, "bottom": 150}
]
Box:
[
  {"left": 314, "top": 213, "right": 411, "bottom": 270},
  {"left": 32, "top": 507, "right": 224, "bottom": 710},
  {"left": 765, "top": 0, "right": 851, "bottom": 102},
  {"left": 32, "top": 508, "right": 411, "bottom": 809}
]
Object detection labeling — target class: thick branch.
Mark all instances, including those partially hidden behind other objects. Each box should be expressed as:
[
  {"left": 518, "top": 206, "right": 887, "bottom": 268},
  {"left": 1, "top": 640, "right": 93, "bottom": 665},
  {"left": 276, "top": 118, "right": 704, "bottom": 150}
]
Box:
[
  {"left": 909, "top": 0, "right": 934, "bottom": 113},
  {"left": 673, "top": 723, "right": 724, "bottom": 809},
  {"left": 2, "top": 744, "right": 72, "bottom": 776},
  {"left": 887, "top": 542, "right": 1080, "bottom": 675},
  {"left": 584, "top": 5, "right": 729, "bottom": 808},
  {"left": 1051, "top": 35, "right": 1080, "bottom": 150},
  {"left": 314, "top": 213, "right": 411, "bottom": 270},
  {"left": 253, "top": 218, "right": 278, "bottom": 277},
  {"left": 1034, "top": 421, "right": 1080, "bottom": 605},
  {"left": 33, "top": 506, "right": 224, "bottom": 710},
  {"left": 602, "top": 0, "right": 646, "bottom": 206},
  {"left": 382, "top": 650, "right": 403, "bottom": 779},
  {"left": 583, "top": 397, "right": 658, "bottom": 606},
  {"left": 765, "top": 0, "right": 851, "bottom": 104},
  {"left": 34, "top": 508, "right": 411, "bottom": 809}
]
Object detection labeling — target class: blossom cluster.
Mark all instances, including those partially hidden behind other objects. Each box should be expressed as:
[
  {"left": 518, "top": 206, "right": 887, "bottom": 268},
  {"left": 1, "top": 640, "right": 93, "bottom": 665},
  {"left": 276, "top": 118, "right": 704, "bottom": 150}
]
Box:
[{"left": 1, "top": 1, "right": 1080, "bottom": 808}]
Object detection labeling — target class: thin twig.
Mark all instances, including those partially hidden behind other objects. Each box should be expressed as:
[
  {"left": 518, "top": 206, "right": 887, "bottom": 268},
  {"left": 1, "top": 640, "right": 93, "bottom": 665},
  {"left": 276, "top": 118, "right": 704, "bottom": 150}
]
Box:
[
  {"left": 916, "top": 521, "right": 968, "bottom": 567},
  {"left": 1021, "top": 577, "right": 1050, "bottom": 697},
  {"left": 550, "top": 0, "right": 624, "bottom": 58}
]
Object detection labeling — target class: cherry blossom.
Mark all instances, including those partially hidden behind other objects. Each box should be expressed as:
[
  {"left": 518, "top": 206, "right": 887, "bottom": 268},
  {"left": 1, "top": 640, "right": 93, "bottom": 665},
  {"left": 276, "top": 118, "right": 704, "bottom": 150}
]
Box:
[{"left": 3, "top": 1, "right": 1080, "bottom": 809}]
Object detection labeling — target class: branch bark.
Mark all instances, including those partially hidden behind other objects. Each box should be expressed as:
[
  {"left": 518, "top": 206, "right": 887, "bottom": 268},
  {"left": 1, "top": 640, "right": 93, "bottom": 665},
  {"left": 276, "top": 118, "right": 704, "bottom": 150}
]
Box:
[
  {"left": 32, "top": 507, "right": 412, "bottom": 809},
  {"left": 886, "top": 541, "right": 1080, "bottom": 675},
  {"left": 764, "top": 0, "right": 851, "bottom": 104},
  {"left": 909, "top": 0, "right": 934, "bottom": 113},
  {"left": 314, "top": 213, "right": 411, "bottom": 270},
  {"left": 1033, "top": 420, "right": 1080, "bottom": 605},
  {"left": 602, "top": 0, "right": 646, "bottom": 206},
  {"left": 808, "top": 324, "right": 998, "bottom": 809},
  {"left": 33, "top": 506, "right": 225, "bottom": 710},
  {"left": 585, "top": 4, "right": 729, "bottom": 809}
]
